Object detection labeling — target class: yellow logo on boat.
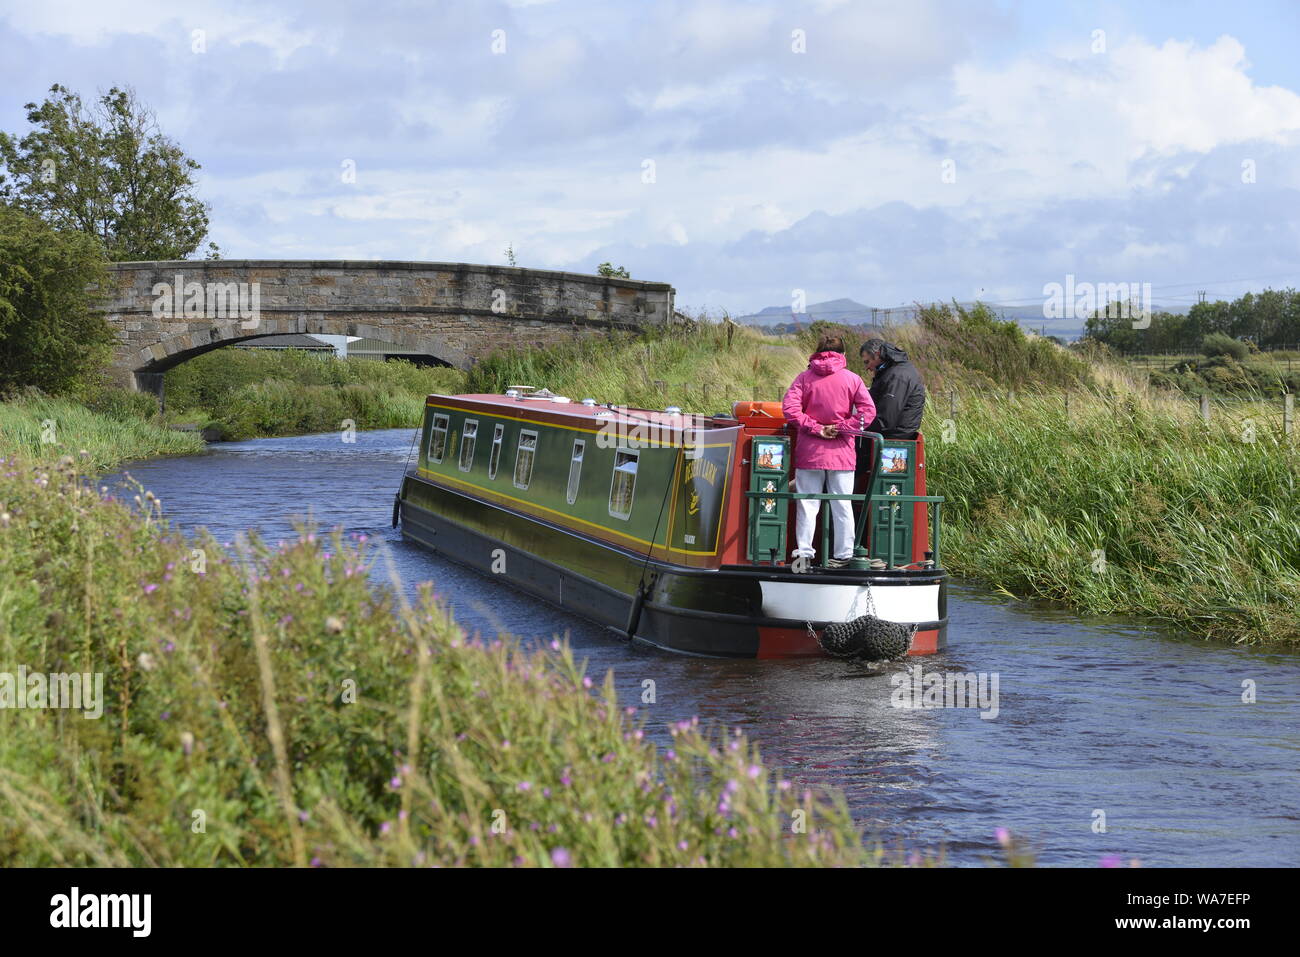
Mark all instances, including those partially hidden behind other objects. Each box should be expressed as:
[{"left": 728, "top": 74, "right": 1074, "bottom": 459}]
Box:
[
  {"left": 688, "top": 490, "right": 700, "bottom": 515},
  {"left": 683, "top": 457, "right": 720, "bottom": 487}
]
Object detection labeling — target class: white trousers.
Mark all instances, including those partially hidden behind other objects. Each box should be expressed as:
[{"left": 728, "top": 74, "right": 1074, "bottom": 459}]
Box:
[{"left": 792, "top": 469, "right": 855, "bottom": 560}]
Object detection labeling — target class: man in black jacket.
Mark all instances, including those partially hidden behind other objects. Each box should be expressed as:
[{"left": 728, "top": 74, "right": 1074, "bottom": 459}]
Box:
[
  {"left": 858, "top": 338, "right": 925, "bottom": 438},
  {"left": 851, "top": 339, "right": 927, "bottom": 539}
]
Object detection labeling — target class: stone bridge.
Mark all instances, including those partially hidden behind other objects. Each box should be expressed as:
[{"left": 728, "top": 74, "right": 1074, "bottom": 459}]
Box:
[{"left": 100, "top": 260, "right": 675, "bottom": 393}]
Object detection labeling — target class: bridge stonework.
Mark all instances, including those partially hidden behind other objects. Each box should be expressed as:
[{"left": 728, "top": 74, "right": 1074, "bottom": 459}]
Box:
[{"left": 100, "top": 260, "right": 675, "bottom": 391}]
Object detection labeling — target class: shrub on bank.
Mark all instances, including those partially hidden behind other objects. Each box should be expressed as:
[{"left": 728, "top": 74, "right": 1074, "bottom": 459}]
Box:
[
  {"left": 163, "top": 350, "right": 467, "bottom": 440},
  {"left": 0, "top": 454, "right": 869, "bottom": 866}
]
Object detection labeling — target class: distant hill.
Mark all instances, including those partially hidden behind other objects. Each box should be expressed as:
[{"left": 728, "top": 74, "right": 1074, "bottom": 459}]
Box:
[{"left": 735, "top": 298, "right": 1190, "bottom": 341}]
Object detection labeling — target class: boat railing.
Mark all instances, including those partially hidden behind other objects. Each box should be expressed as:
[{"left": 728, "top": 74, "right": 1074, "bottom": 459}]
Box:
[{"left": 742, "top": 489, "right": 944, "bottom": 570}]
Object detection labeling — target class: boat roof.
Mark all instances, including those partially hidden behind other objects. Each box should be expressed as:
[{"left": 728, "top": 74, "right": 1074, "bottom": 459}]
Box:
[{"left": 425, "top": 392, "right": 743, "bottom": 431}]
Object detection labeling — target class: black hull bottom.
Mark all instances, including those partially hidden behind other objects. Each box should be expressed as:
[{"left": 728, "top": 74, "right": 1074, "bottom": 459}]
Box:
[{"left": 397, "top": 476, "right": 948, "bottom": 659}]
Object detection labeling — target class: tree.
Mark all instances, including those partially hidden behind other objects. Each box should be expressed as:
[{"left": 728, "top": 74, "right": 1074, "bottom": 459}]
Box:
[
  {"left": 0, "top": 84, "right": 213, "bottom": 261},
  {"left": 0, "top": 204, "right": 113, "bottom": 394},
  {"left": 597, "top": 262, "right": 630, "bottom": 278}
]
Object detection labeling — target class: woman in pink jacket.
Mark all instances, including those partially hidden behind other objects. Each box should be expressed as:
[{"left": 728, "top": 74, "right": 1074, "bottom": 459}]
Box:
[{"left": 781, "top": 335, "right": 876, "bottom": 566}]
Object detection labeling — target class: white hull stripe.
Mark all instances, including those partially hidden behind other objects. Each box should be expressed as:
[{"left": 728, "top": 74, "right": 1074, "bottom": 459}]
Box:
[{"left": 759, "top": 581, "right": 940, "bottom": 624}]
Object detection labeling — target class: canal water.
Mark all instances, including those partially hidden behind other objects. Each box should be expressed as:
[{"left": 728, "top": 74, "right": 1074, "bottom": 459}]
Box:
[{"left": 112, "top": 428, "right": 1300, "bottom": 867}]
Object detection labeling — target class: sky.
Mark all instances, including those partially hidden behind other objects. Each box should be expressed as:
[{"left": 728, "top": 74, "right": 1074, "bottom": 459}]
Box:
[{"left": 2, "top": 0, "right": 1299, "bottom": 321}]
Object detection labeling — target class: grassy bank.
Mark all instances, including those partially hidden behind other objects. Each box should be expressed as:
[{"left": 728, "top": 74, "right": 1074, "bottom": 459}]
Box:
[
  {"left": 0, "top": 394, "right": 204, "bottom": 470},
  {"left": 466, "top": 323, "right": 807, "bottom": 413},
  {"left": 163, "top": 349, "right": 466, "bottom": 441},
  {"left": 0, "top": 453, "right": 876, "bottom": 867},
  {"left": 925, "top": 390, "right": 1300, "bottom": 646}
]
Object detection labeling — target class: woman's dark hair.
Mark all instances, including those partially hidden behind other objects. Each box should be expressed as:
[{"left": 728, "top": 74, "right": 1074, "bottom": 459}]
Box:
[{"left": 814, "top": 334, "right": 845, "bottom": 354}]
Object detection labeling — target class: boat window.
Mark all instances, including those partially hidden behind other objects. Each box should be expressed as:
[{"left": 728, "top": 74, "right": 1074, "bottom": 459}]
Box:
[
  {"left": 487, "top": 423, "right": 504, "bottom": 479},
  {"left": 459, "top": 419, "right": 478, "bottom": 472},
  {"left": 566, "top": 439, "right": 585, "bottom": 504},
  {"left": 608, "top": 449, "right": 639, "bottom": 520},
  {"left": 514, "top": 430, "right": 538, "bottom": 489},
  {"left": 428, "top": 413, "right": 449, "bottom": 464}
]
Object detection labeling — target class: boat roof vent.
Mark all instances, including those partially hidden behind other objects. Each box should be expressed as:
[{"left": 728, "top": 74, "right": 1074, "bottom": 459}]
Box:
[
  {"left": 664, "top": 406, "right": 682, "bottom": 414},
  {"left": 580, "top": 398, "right": 597, "bottom": 406}
]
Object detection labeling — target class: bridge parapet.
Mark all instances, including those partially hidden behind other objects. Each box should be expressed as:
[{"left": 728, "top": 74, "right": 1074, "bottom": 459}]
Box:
[{"left": 100, "top": 260, "right": 675, "bottom": 389}]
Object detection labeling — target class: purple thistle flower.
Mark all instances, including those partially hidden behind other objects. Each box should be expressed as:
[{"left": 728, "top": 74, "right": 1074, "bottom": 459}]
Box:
[{"left": 551, "top": 847, "right": 572, "bottom": 867}]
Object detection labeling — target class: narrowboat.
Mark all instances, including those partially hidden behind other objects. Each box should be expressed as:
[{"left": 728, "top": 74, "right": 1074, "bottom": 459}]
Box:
[{"left": 394, "top": 388, "right": 948, "bottom": 658}]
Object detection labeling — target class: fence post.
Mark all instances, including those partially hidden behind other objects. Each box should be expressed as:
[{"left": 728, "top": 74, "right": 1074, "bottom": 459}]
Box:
[
  {"left": 1200, "top": 393, "right": 1211, "bottom": 425},
  {"left": 948, "top": 388, "right": 956, "bottom": 420},
  {"left": 1285, "top": 393, "right": 1294, "bottom": 439}
]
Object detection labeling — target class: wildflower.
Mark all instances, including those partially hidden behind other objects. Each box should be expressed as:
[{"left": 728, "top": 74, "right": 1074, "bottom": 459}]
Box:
[
  {"left": 747, "top": 765, "right": 761, "bottom": 779},
  {"left": 678, "top": 841, "right": 688, "bottom": 851},
  {"left": 310, "top": 857, "right": 322, "bottom": 867},
  {"left": 1099, "top": 854, "right": 1122, "bottom": 868},
  {"left": 180, "top": 731, "right": 194, "bottom": 756},
  {"left": 324, "top": 616, "right": 344, "bottom": 634},
  {"left": 581, "top": 676, "right": 592, "bottom": 689},
  {"left": 137, "top": 652, "right": 157, "bottom": 672},
  {"left": 518, "top": 781, "right": 532, "bottom": 792},
  {"left": 995, "top": 827, "right": 1011, "bottom": 848},
  {"left": 380, "top": 822, "right": 391, "bottom": 835},
  {"left": 390, "top": 776, "right": 402, "bottom": 789},
  {"left": 298, "top": 811, "right": 309, "bottom": 823},
  {"left": 546, "top": 842, "right": 572, "bottom": 868},
  {"left": 143, "top": 583, "right": 158, "bottom": 594}
]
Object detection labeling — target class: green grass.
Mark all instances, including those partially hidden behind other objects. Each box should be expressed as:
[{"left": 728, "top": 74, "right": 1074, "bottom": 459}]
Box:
[
  {"left": 0, "top": 453, "right": 885, "bottom": 867},
  {"left": 466, "top": 323, "right": 807, "bottom": 414},
  {"left": 926, "top": 390, "right": 1300, "bottom": 646},
  {"left": 163, "top": 349, "right": 467, "bottom": 441},
  {"left": 0, "top": 394, "right": 204, "bottom": 470}
]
